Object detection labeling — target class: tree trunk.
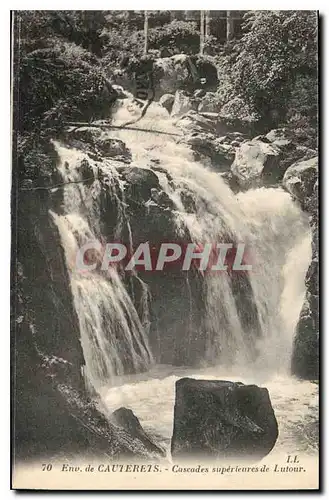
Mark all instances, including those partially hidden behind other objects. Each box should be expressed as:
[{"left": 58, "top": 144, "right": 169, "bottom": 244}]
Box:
[
  {"left": 226, "top": 10, "right": 234, "bottom": 41},
  {"left": 205, "top": 10, "right": 211, "bottom": 39},
  {"left": 200, "top": 10, "right": 205, "bottom": 55},
  {"left": 144, "top": 11, "right": 149, "bottom": 55}
]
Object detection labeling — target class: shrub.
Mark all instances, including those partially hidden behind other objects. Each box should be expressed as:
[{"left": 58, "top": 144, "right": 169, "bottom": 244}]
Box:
[
  {"left": 227, "top": 11, "right": 318, "bottom": 129},
  {"left": 16, "top": 40, "right": 117, "bottom": 133},
  {"left": 148, "top": 20, "right": 200, "bottom": 55}
]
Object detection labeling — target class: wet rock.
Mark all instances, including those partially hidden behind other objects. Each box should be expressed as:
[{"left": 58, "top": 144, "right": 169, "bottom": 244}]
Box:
[
  {"left": 176, "top": 112, "right": 245, "bottom": 169},
  {"left": 152, "top": 54, "right": 218, "bottom": 97},
  {"left": 76, "top": 158, "right": 96, "bottom": 185},
  {"left": 153, "top": 54, "right": 191, "bottom": 96},
  {"left": 180, "top": 190, "right": 197, "bottom": 213},
  {"left": 194, "top": 88, "right": 206, "bottom": 99},
  {"left": 95, "top": 137, "right": 132, "bottom": 163},
  {"left": 151, "top": 188, "right": 175, "bottom": 209},
  {"left": 198, "top": 92, "right": 221, "bottom": 113},
  {"left": 286, "top": 157, "right": 319, "bottom": 380},
  {"left": 68, "top": 126, "right": 102, "bottom": 145},
  {"left": 282, "top": 157, "right": 318, "bottom": 212},
  {"left": 186, "top": 132, "right": 234, "bottom": 169},
  {"left": 231, "top": 139, "right": 283, "bottom": 189},
  {"left": 14, "top": 141, "right": 161, "bottom": 461},
  {"left": 176, "top": 110, "right": 218, "bottom": 135},
  {"left": 291, "top": 288, "right": 319, "bottom": 380},
  {"left": 118, "top": 166, "right": 160, "bottom": 202},
  {"left": 112, "top": 407, "right": 166, "bottom": 457},
  {"left": 159, "top": 93, "right": 175, "bottom": 114},
  {"left": 171, "top": 90, "right": 199, "bottom": 118},
  {"left": 220, "top": 171, "right": 241, "bottom": 193},
  {"left": 171, "top": 378, "right": 278, "bottom": 460}
]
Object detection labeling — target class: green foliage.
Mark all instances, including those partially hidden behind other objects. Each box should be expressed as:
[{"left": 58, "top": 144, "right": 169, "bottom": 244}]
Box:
[
  {"left": 19, "top": 10, "right": 107, "bottom": 55},
  {"left": 101, "top": 18, "right": 200, "bottom": 71},
  {"left": 100, "top": 28, "right": 144, "bottom": 68},
  {"left": 15, "top": 14, "right": 117, "bottom": 134},
  {"left": 14, "top": 10, "right": 318, "bottom": 148},
  {"left": 17, "top": 133, "right": 59, "bottom": 185},
  {"left": 148, "top": 20, "right": 200, "bottom": 54},
  {"left": 219, "top": 11, "right": 318, "bottom": 130}
]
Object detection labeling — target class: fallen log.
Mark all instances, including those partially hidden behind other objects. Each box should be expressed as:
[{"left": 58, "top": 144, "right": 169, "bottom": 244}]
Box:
[{"left": 65, "top": 122, "right": 182, "bottom": 137}]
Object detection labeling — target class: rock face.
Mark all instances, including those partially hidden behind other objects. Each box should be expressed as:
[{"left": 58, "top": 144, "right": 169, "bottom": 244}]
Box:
[
  {"left": 12, "top": 140, "right": 163, "bottom": 460},
  {"left": 176, "top": 110, "right": 219, "bottom": 135},
  {"left": 171, "top": 90, "right": 199, "bottom": 118},
  {"left": 283, "top": 157, "right": 318, "bottom": 211},
  {"left": 153, "top": 54, "right": 192, "bottom": 96},
  {"left": 171, "top": 378, "right": 278, "bottom": 460},
  {"left": 152, "top": 54, "right": 218, "bottom": 98},
  {"left": 95, "top": 137, "right": 132, "bottom": 163},
  {"left": 230, "top": 128, "right": 317, "bottom": 191},
  {"left": 175, "top": 110, "right": 241, "bottom": 170},
  {"left": 99, "top": 162, "right": 206, "bottom": 366},
  {"left": 283, "top": 157, "right": 319, "bottom": 379},
  {"left": 66, "top": 127, "right": 132, "bottom": 164},
  {"left": 197, "top": 92, "right": 220, "bottom": 113},
  {"left": 159, "top": 93, "right": 175, "bottom": 114},
  {"left": 231, "top": 139, "right": 283, "bottom": 189},
  {"left": 112, "top": 408, "right": 165, "bottom": 457}
]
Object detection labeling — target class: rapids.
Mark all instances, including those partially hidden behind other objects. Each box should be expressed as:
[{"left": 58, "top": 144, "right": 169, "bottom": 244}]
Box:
[{"left": 52, "top": 99, "right": 316, "bottom": 455}]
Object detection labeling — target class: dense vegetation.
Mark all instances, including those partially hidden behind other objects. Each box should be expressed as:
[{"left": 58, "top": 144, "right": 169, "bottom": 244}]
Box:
[{"left": 13, "top": 10, "right": 318, "bottom": 168}]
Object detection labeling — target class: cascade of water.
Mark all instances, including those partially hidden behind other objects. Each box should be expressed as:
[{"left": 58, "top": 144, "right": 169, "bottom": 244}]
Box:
[
  {"left": 52, "top": 146, "right": 153, "bottom": 391},
  {"left": 51, "top": 99, "right": 311, "bottom": 389},
  {"left": 109, "top": 100, "right": 311, "bottom": 372}
]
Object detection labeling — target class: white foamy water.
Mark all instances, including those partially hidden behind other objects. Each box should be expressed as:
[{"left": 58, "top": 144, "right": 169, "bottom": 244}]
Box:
[
  {"left": 100, "top": 366, "right": 318, "bottom": 456},
  {"left": 50, "top": 99, "right": 316, "bottom": 457},
  {"left": 52, "top": 147, "right": 153, "bottom": 390},
  {"left": 110, "top": 100, "right": 312, "bottom": 372}
]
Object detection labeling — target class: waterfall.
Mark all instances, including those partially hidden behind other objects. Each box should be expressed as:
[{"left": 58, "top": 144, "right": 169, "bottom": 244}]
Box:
[
  {"left": 51, "top": 99, "right": 311, "bottom": 391},
  {"left": 51, "top": 146, "right": 153, "bottom": 391}
]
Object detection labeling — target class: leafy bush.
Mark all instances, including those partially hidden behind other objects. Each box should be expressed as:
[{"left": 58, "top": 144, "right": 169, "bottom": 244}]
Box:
[
  {"left": 19, "top": 10, "right": 107, "bottom": 56},
  {"left": 101, "top": 19, "right": 200, "bottom": 72},
  {"left": 220, "top": 11, "right": 318, "bottom": 130},
  {"left": 148, "top": 20, "right": 200, "bottom": 54},
  {"left": 16, "top": 40, "right": 117, "bottom": 133}
]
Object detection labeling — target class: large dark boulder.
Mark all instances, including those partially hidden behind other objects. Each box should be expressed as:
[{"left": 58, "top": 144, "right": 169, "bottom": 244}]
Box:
[
  {"left": 112, "top": 407, "right": 166, "bottom": 457},
  {"left": 117, "top": 165, "right": 161, "bottom": 203},
  {"left": 68, "top": 126, "right": 102, "bottom": 145},
  {"left": 171, "top": 378, "right": 278, "bottom": 460},
  {"left": 175, "top": 110, "right": 239, "bottom": 169},
  {"left": 153, "top": 55, "right": 191, "bottom": 97},
  {"left": 95, "top": 137, "right": 132, "bottom": 163}
]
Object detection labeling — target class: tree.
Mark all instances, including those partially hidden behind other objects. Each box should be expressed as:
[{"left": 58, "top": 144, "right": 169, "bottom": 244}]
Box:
[
  {"left": 224, "top": 10, "right": 318, "bottom": 130},
  {"left": 200, "top": 10, "right": 205, "bottom": 55},
  {"left": 144, "top": 11, "right": 149, "bottom": 54},
  {"left": 205, "top": 10, "right": 211, "bottom": 39},
  {"left": 226, "top": 11, "right": 234, "bottom": 41}
]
